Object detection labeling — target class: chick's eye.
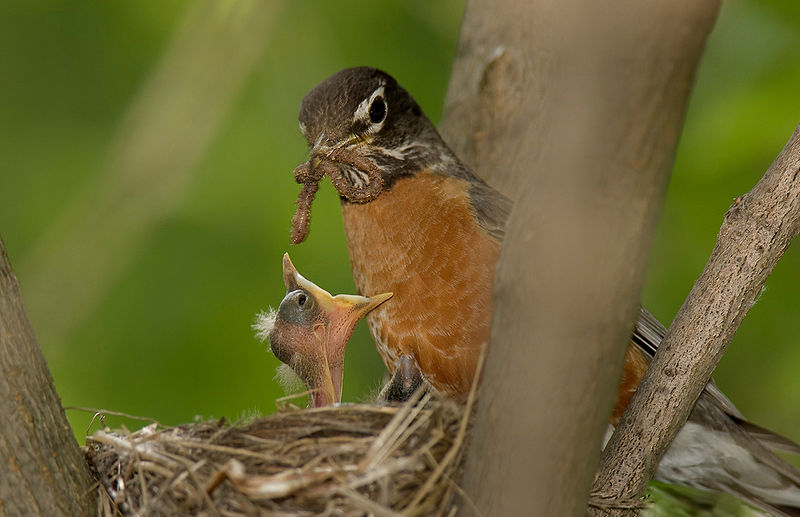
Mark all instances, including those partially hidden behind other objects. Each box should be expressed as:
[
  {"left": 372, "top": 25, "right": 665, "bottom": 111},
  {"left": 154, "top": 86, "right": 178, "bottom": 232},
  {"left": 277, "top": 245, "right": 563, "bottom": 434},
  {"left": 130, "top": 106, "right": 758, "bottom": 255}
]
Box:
[
  {"left": 297, "top": 293, "right": 307, "bottom": 307},
  {"left": 369, "top": 97, "right": 386, "bottom": 124}
]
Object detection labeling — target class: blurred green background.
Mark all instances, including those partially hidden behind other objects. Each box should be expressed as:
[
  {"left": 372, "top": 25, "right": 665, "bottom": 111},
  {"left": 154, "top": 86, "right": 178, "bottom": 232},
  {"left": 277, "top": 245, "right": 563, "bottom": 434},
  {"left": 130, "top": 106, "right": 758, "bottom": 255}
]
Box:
[{"left": 1, "top": 0, "right": 799, "bottom": 488}]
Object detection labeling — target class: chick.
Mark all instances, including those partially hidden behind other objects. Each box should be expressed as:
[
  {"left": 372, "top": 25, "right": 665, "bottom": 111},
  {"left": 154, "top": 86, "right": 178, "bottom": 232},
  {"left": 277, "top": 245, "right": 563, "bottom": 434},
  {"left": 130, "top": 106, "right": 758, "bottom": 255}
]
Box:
[
  {"left": 378, "top": 354, "right": 426, "bottom": 403},
  {"left": 255, "top": 253, "right": 392, "bottom": 407}
]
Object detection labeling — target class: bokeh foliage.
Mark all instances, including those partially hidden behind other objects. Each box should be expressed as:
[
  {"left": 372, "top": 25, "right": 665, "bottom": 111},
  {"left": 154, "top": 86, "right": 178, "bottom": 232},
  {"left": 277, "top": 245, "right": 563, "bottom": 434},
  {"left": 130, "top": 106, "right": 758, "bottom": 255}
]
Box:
[
  {"left": 0, "top": 0, "right": 465, "bottom": 431},
  {"left": 0, "top": 3, "right": 799, "bottom": 512}
]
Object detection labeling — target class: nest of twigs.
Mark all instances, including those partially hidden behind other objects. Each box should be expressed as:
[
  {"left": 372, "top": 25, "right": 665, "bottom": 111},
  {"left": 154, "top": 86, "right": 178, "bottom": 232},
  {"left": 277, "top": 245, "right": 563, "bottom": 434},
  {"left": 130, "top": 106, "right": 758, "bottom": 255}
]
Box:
[{"left": 84, "top": 390, "right": 472, "bottom": 516}]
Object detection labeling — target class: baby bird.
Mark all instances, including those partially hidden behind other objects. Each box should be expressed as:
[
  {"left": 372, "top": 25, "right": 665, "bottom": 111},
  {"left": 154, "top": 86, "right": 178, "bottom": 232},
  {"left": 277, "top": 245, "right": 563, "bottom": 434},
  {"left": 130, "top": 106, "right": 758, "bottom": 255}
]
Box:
[
  {"left": 255, "top": 253, "right": 392, "bottom": 407},
  {"left": 378, "top": 354, "right": 426, "bottom": 403}
]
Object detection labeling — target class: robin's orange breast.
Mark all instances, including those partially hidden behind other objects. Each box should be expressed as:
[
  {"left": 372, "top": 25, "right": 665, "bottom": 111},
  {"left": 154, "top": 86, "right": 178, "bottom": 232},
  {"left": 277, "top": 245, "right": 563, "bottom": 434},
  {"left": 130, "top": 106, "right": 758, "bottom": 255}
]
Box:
[
  {"left": 341, "top": 171, "right": 501, "bottom": 398},
  {"left": 612, "top": 342, "right": 649, "bottom": 426}
]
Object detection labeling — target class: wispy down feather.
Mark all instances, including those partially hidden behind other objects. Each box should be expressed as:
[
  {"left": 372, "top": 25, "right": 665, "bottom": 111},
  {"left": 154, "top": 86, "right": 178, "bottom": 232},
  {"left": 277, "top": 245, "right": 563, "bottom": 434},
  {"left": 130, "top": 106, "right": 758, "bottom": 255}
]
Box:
[
  {"left": 274, "top": 363, "right": 305, "bottom": 395},
  {"left": 253, "top": 309, "right": 277, "bottom": 343},
  {"left": 253, "top": 309, "right": 305, "bottom": 395}
]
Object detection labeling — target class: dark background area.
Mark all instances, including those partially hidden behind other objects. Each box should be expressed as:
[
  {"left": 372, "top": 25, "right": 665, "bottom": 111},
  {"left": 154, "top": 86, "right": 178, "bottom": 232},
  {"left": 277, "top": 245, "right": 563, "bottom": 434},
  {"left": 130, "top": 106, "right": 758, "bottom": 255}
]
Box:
[{"left": 1, "top": 2, "right": 798, "bottom": 486}]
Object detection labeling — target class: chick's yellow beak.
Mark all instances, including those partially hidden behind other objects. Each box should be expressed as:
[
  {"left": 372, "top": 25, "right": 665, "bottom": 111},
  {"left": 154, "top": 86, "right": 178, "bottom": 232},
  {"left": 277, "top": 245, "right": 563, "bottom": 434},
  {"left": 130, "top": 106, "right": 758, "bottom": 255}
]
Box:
[{"left": 310, "top": 291, "right": 393, "bottom": 407}]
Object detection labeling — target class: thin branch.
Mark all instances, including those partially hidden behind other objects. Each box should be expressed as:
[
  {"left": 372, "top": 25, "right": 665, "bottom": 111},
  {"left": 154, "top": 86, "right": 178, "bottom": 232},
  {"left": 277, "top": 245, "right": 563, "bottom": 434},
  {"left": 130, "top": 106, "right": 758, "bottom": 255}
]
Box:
[{"left": 592, "top": 121, "right": 800, "bottom": 515}]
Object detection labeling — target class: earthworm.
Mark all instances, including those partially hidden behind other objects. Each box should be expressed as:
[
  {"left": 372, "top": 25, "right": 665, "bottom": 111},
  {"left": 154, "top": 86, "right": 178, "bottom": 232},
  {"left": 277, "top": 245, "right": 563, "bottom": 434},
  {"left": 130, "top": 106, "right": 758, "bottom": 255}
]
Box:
[
  {"left": 326, "top": 148, "right": 383, "bottom": 203},
  {"left": 290, "top": 152, "right": 384, "bottom": 244},
  {"left": 290, "top": 161, "right": 319, "bottom": 245},
  {"left": 290, "top": 179, "right": 319, "bottom": 245}
]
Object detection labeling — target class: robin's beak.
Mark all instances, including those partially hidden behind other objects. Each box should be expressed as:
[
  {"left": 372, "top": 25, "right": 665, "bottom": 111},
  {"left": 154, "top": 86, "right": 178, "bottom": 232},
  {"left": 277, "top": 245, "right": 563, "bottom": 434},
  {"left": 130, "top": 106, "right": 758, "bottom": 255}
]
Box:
[
  {"left": 311, "top": 134, "right": 367, "bottom": 158},
  {"left": 276, "top": 254, "right": 392, "bottom": 408}
]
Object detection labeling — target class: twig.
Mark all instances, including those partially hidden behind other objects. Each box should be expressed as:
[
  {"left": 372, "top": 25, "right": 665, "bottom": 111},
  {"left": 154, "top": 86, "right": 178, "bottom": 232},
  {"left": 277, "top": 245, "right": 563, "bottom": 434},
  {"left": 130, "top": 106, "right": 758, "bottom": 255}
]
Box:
[
  {"left": 360, "top": 388, "right": 429, "bottom": 470},
  {"left": 335, "top": 486, "right": 404, "bottom": 517},
  {"left": 66, "top": 406, "right": 161, "bottom": 425},
  {"left": 404, "top": 351, "right": 484, "bottom": 513},
  {"left": 89, "top": 431, "right": 180, "bottom": 470}
]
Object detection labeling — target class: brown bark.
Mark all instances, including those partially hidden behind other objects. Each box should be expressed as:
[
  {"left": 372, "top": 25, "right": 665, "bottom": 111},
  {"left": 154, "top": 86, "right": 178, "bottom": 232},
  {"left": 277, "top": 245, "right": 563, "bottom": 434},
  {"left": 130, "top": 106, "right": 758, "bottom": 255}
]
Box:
[
  {"left": 591, "top": 122, "right": 800, "bottom": 516},
  {"left": 0, "top": 235, "right": 95, "bottom": 516},
  {"left": 442, "top": 1, "right": 719, "bottom": 515}
]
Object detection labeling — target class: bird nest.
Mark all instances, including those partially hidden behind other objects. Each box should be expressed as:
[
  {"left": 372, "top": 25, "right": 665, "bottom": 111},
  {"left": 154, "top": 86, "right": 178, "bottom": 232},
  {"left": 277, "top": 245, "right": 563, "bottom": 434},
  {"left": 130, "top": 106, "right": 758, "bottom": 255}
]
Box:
[{"left": 84, "top": 390, "right": 472, "bottom": 516}]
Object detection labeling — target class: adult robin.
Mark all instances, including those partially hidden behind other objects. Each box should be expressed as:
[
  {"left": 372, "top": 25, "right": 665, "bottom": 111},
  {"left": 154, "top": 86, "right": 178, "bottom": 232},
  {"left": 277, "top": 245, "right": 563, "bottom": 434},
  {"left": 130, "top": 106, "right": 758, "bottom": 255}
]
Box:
[
  {"left": 255, "top": 253, "right": 392, "bottom": 407},
  {"left": 289, "top": 67, "right": 800, "bottom": 514}
]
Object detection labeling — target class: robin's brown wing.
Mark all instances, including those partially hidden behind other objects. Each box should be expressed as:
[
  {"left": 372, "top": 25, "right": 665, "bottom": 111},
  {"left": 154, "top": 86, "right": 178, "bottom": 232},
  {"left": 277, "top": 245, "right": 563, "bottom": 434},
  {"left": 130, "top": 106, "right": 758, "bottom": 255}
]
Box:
[
  {"left": 633, "top": 307, "right": 800, "bottom": 452},
  {"left": 466, "top": 177, "right": 512, "bottom": 242}
]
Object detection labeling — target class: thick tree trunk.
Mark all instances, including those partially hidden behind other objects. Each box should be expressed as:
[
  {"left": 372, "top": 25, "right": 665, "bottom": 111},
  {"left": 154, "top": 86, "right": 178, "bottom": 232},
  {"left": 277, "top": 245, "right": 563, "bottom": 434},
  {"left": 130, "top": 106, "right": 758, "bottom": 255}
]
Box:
[
  {"left": 441, "top": 1, "right": 719, "bottom": 515},
  {"left": 591, "top": 122, "right": 800, "bottom": 516},
  {"left": 0, "top": 236, "right": 95, "bottom": 516}
]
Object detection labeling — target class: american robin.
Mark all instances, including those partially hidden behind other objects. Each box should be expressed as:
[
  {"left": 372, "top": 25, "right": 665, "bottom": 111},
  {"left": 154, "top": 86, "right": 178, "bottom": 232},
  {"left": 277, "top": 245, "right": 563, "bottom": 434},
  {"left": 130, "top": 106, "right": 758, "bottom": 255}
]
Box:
[
  {"left": 291, "top": 70, "right": 507, "bottom": 400},
  {"left": 255, "top": 253, "right": 392, "bottom": 407},
  {"left": 289, "top": 67, "right": 800, "bottom": 514}
]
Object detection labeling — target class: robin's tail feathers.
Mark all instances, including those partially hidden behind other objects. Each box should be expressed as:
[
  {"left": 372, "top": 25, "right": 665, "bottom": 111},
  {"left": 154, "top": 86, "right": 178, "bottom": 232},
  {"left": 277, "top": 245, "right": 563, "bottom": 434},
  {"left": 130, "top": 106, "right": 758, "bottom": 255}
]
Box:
[
  {"left": 736, "top": 419, "right": 800, "bottom": 457},
  {"left": 656, "top": 420, "right": 800, "bottom": 517}
]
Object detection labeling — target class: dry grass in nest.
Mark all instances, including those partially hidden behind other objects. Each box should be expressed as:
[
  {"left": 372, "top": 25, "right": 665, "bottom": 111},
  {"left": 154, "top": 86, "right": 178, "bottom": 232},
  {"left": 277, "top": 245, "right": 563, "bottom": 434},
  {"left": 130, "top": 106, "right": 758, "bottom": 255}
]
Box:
[{"left": 83, "top": 389, "right": 475, "bottom": 516}]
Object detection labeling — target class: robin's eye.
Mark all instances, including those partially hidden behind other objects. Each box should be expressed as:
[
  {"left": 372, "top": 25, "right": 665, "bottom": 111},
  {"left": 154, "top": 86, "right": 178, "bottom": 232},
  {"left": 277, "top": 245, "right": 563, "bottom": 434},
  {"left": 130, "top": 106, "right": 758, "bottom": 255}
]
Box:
[
  {"left": 297, "top": 293, "right": 308, "bottom": 307},
  {"left": 369, "top": 97, "right": 386, "bottom": 124}
]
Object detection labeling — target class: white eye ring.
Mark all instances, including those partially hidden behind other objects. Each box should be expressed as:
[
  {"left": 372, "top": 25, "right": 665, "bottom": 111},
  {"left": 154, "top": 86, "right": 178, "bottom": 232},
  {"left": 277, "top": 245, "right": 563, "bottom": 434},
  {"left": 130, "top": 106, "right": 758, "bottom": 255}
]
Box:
[{"left": 353, "top": 85, "right": 387, "bottom": 134}]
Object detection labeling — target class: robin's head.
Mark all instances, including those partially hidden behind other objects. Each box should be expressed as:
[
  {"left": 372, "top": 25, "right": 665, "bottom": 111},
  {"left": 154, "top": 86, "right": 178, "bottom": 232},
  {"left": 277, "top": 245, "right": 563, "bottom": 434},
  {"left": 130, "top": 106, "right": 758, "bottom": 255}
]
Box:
[
  {"left": 258, "top": 253, "right": 392, "bottom": 407},
  {"left": 289, "top": 67, "right": 504, "bottom": 244},
  {"left": 296, "top": 68, "right": 454, "bottom": 197}
]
